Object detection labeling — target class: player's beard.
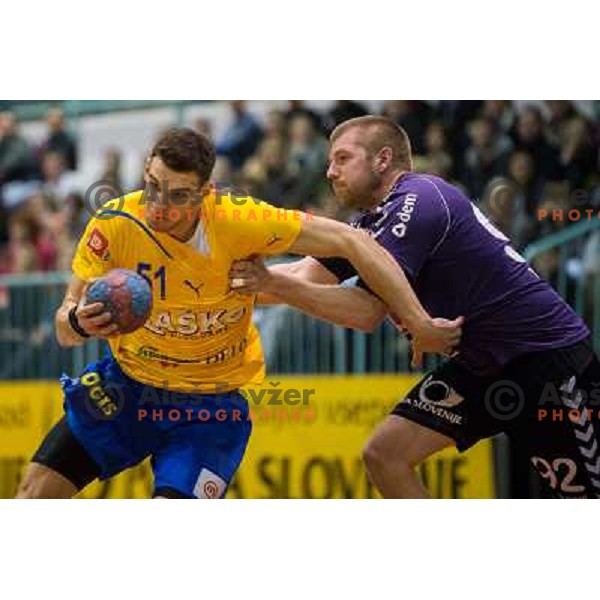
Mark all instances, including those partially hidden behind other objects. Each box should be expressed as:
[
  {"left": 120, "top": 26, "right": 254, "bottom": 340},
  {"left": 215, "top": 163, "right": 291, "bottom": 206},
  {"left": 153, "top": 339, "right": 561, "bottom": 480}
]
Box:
[{"left": 334, "top": 169, "right": 382, "bottom": 211}]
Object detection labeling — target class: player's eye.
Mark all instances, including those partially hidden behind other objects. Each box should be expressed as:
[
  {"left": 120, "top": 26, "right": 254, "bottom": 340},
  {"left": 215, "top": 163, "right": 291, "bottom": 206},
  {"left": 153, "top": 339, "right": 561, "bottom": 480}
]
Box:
[{"left": 171, "top": 191, "right": 188, "bottom": 200}]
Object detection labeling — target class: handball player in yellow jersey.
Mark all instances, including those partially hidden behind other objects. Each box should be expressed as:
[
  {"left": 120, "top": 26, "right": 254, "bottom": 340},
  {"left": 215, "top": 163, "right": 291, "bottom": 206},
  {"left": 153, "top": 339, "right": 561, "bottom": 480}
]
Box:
[{"left": 16, "top": 127, "right": 461, "bottom": 499}]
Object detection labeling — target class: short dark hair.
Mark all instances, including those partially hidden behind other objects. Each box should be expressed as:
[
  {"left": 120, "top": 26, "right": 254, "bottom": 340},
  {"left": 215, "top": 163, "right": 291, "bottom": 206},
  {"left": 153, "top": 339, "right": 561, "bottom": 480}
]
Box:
[
  {"left": 330, "top": 115, "right": 412, "bottom": 170},
  {"left": 150, "top": 127, "right": 216, "bottom": 184}
]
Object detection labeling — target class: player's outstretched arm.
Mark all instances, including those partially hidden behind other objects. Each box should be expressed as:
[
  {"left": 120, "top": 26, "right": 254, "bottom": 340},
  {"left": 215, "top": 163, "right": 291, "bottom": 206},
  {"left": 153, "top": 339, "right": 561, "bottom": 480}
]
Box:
[
  {"left": 287, "top": 215, "right": 462, "bottom": 365},
  {"left": 230, "top": 256, "right": 387, "bottom": 332},
  {"left": 244, "top": 257, "right": 339, "bottom": 305},
  {"left": 55, "top": 276, "right": 119, "bottom": 347}
]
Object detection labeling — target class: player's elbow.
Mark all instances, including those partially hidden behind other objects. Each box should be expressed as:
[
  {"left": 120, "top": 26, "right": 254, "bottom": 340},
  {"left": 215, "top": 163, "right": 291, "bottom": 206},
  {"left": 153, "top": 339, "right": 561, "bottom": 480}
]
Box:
[
  {"left": 352, "top": 307, "right": 386, "bottom": 333},
  {"left": 357, "top": 318, "right": 383, "bottom": 333},
  {"left": 351, "top": 319, "right": 377, "bottom": 333},
  {"left": 57, "top": 335, "right": 77, "bottom": 349},
  {"left": 55, "top": 327, "right": 72, "bottom": 349},
  {"left": 338, "top": 294, "right": 387, "bottom": 332}
]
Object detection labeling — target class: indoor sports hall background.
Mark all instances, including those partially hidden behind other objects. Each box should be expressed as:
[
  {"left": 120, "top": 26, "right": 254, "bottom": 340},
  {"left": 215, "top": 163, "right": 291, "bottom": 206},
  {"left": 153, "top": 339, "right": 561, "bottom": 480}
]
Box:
[{"left": 0, "top": 100, "right": 598, "bottom": 498}]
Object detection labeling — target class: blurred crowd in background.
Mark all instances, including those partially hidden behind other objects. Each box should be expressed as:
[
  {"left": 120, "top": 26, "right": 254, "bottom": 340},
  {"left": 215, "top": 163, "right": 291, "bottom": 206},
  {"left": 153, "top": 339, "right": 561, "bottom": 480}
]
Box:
[{"left": 0, "top": 100, "right": 599, "bottom": 283}]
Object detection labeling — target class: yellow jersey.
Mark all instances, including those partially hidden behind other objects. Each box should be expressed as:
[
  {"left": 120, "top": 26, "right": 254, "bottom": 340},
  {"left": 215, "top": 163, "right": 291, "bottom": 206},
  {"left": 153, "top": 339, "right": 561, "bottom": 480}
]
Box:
[{"left": 71, "top": 188, "right": 303, "bottom": 393}]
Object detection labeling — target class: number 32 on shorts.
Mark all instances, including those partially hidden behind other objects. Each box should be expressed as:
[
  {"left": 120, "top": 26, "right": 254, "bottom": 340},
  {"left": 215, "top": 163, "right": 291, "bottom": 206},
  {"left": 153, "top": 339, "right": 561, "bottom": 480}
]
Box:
[{"left": 530, "top": 456, "right": 585, "bottom": 494}]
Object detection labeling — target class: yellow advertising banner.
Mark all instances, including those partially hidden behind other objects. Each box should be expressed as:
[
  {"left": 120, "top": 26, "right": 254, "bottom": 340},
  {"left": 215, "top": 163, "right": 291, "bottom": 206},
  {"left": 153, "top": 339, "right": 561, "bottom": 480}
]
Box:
[{"left": 0, "top": 376, "right": 495, "bottom": 498}]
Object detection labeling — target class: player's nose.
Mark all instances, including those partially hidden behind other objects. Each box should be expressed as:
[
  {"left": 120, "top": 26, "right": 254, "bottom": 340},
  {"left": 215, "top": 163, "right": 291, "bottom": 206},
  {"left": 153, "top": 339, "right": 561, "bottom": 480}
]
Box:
[
  {"left": 326, "top": 163, "right": 338, "bottom": 180},
  {"left": 149, "top": 191, "right": 166, "bottom": 206}
]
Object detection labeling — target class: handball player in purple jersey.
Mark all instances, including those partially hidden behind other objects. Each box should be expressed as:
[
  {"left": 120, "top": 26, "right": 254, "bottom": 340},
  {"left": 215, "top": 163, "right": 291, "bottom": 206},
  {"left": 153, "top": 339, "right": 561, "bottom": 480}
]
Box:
[{"left": 230, "top": 116, "right": 600, "bottom": 499}]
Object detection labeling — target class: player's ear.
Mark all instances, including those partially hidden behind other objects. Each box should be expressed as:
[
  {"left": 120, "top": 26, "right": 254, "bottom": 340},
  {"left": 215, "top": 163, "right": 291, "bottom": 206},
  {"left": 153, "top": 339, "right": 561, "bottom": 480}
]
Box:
[
  {"left": 143, "top": 156, "right": 152, "bottom": 180},
  {"left": 199, "top": 181, "right": 213, "bottom": 199},
  {"left": 375, "top": 147, "right": 393, "bottom": 173}
]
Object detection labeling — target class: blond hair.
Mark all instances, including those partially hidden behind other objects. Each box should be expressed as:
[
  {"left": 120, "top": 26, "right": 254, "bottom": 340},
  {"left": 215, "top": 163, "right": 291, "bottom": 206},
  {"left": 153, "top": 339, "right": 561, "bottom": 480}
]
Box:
[{"left": 330, "top": 115, "right": 412, "bottom": 170}]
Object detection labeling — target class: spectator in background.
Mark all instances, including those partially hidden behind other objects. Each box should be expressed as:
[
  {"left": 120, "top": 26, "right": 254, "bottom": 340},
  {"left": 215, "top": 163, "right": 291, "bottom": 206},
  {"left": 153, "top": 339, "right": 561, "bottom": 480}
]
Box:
[
  {"left": 538, "top": 182, "right": 572, "bottom": 228},
  {"left": 212, "top": 156, "right": 234, "bottom": 187},
  {"left": 558, "top": 116, "right": 597, "bottom": 190},
  {"left": 545, "top": 101, "right": 580, "bottom": 145},
  {"left": 264, "top": 109, "right": 288, "bottom": 141},
  {"left": 286, "top": 114, "right": 328, "bottom": 209},
  {"left": 511, "top": 106, "right": 562, "bottom": 182},
  {"left": 0, "top": 215, "right": 39, "bottom": 273},
  {"left": 235, "top": 168, "right": 263, "bottom": 200},
  {"left": 44, "top": 197, "right": 76, "bottom": 271},
  {"left": 505, "top": 149, "right": 542, "bottom": 215},
  {"left": 532, "top": 180, "right": 573, "bottom": 285},
  {"left": 0, "top": 100, "right": 597, "bottom": 280},
  {"left": 284, "top": 101, "right": 323, "bottom": 134},
  {"left": 0, "top": 112, "right": 36, "bottom": 184},
  {"left": 40, "top": 151, "right": 76, "bottom": 208},
  {"left": 324, "top": 100, "right": 367, "bottom": 134},
  {"left": 216, "top": 101, "right": 263, "bottom": 169},
  {"left": 382, "top": 100, "right": 430, "bottom": 154},
  {"left": 481, "top": 100, "right": 514, "bottom": 135},
  {"left": 0, "top": 197, "right": 57, "bottom": 273},
  {"left": 242, "top": 136, "right": 296, "bottom": 205},
  {"left": 29, "top": 194, "right": 68, "bottom": 269},
  {"left": 480, "top": 176, "right": 534, "bottom": 250},
  {"left": 99, "top": 147, "right": 123, "bottom": 189},
  {"left": 461, "top": 117, "right": 510, "bottom": 199},
  {"left": 436, "top": 101, "right": 482, "bottom": 174},
  {"left": 2, "top": 149, "right": 78, "bottom": 213},
  {"left": 193, "top": 117, "right": 213, "bottom": 140},
  {"left": 437, "top": 101, "right": 483, "bottom": 133},
  {"left": 40, "top": 108, "right": 77, "bottom": 171},
  {"left": 422, "top": 122, "right": 453, "bottom": 179},
  {"left": 0, "top": 201, "right": 8, "bottom": 245},
  {"left": 63, "top": 192, "right": 88, "bottom": 242},
  {"left": 479, "top": 101, "right": 513, "bottom": 155}
]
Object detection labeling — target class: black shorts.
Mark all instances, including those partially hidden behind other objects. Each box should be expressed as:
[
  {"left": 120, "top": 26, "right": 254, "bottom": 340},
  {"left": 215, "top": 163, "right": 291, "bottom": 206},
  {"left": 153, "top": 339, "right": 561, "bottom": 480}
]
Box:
[
  {"left": 31, "top": 417, "right": 189, "bottom": 498},
  {"left": 32, "top": 417, "right": 101, "bottom": 491},
  {"left": 393, "top": 338, "right": 600, "bottom": 498}
]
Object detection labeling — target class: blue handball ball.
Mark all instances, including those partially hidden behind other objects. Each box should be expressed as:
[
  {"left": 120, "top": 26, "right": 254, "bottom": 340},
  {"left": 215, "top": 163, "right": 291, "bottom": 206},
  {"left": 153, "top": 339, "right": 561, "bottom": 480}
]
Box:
[{"left": 85, "top": 268, "right": 153, "bottom": 334}]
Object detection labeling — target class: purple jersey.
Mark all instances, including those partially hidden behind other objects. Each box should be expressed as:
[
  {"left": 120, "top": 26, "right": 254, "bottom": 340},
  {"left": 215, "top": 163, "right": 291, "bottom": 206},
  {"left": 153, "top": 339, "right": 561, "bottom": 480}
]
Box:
[{"left": 318, "top": 172, "right": 589, "bottom": 375}]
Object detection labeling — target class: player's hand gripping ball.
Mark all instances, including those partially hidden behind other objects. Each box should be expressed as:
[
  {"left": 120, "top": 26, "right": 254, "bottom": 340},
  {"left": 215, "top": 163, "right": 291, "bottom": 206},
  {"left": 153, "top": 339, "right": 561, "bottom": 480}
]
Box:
[{"left": 85, "top": 269, "right": 153, "bottom": 334}]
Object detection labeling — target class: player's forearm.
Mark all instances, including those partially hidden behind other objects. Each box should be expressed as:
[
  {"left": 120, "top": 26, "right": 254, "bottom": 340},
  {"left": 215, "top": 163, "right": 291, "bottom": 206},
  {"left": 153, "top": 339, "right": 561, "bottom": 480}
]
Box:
[
  {"left": 254, "top": 263, "right": 304, "bottom": 305},
  {"left": 339, "top": 229, "right": 430, "bottom": 332},
  {"left": 55, "top": 302, "right": 87, "bottom": 348},
  {"left": 255, "top": 291, "right": 283, "bottom": 305},
  {"left": 259, "top": 271, "right": 384, "bottom": 331},
  {"left": 288, "top": 217, "right": 430, "bottom": 334}
]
